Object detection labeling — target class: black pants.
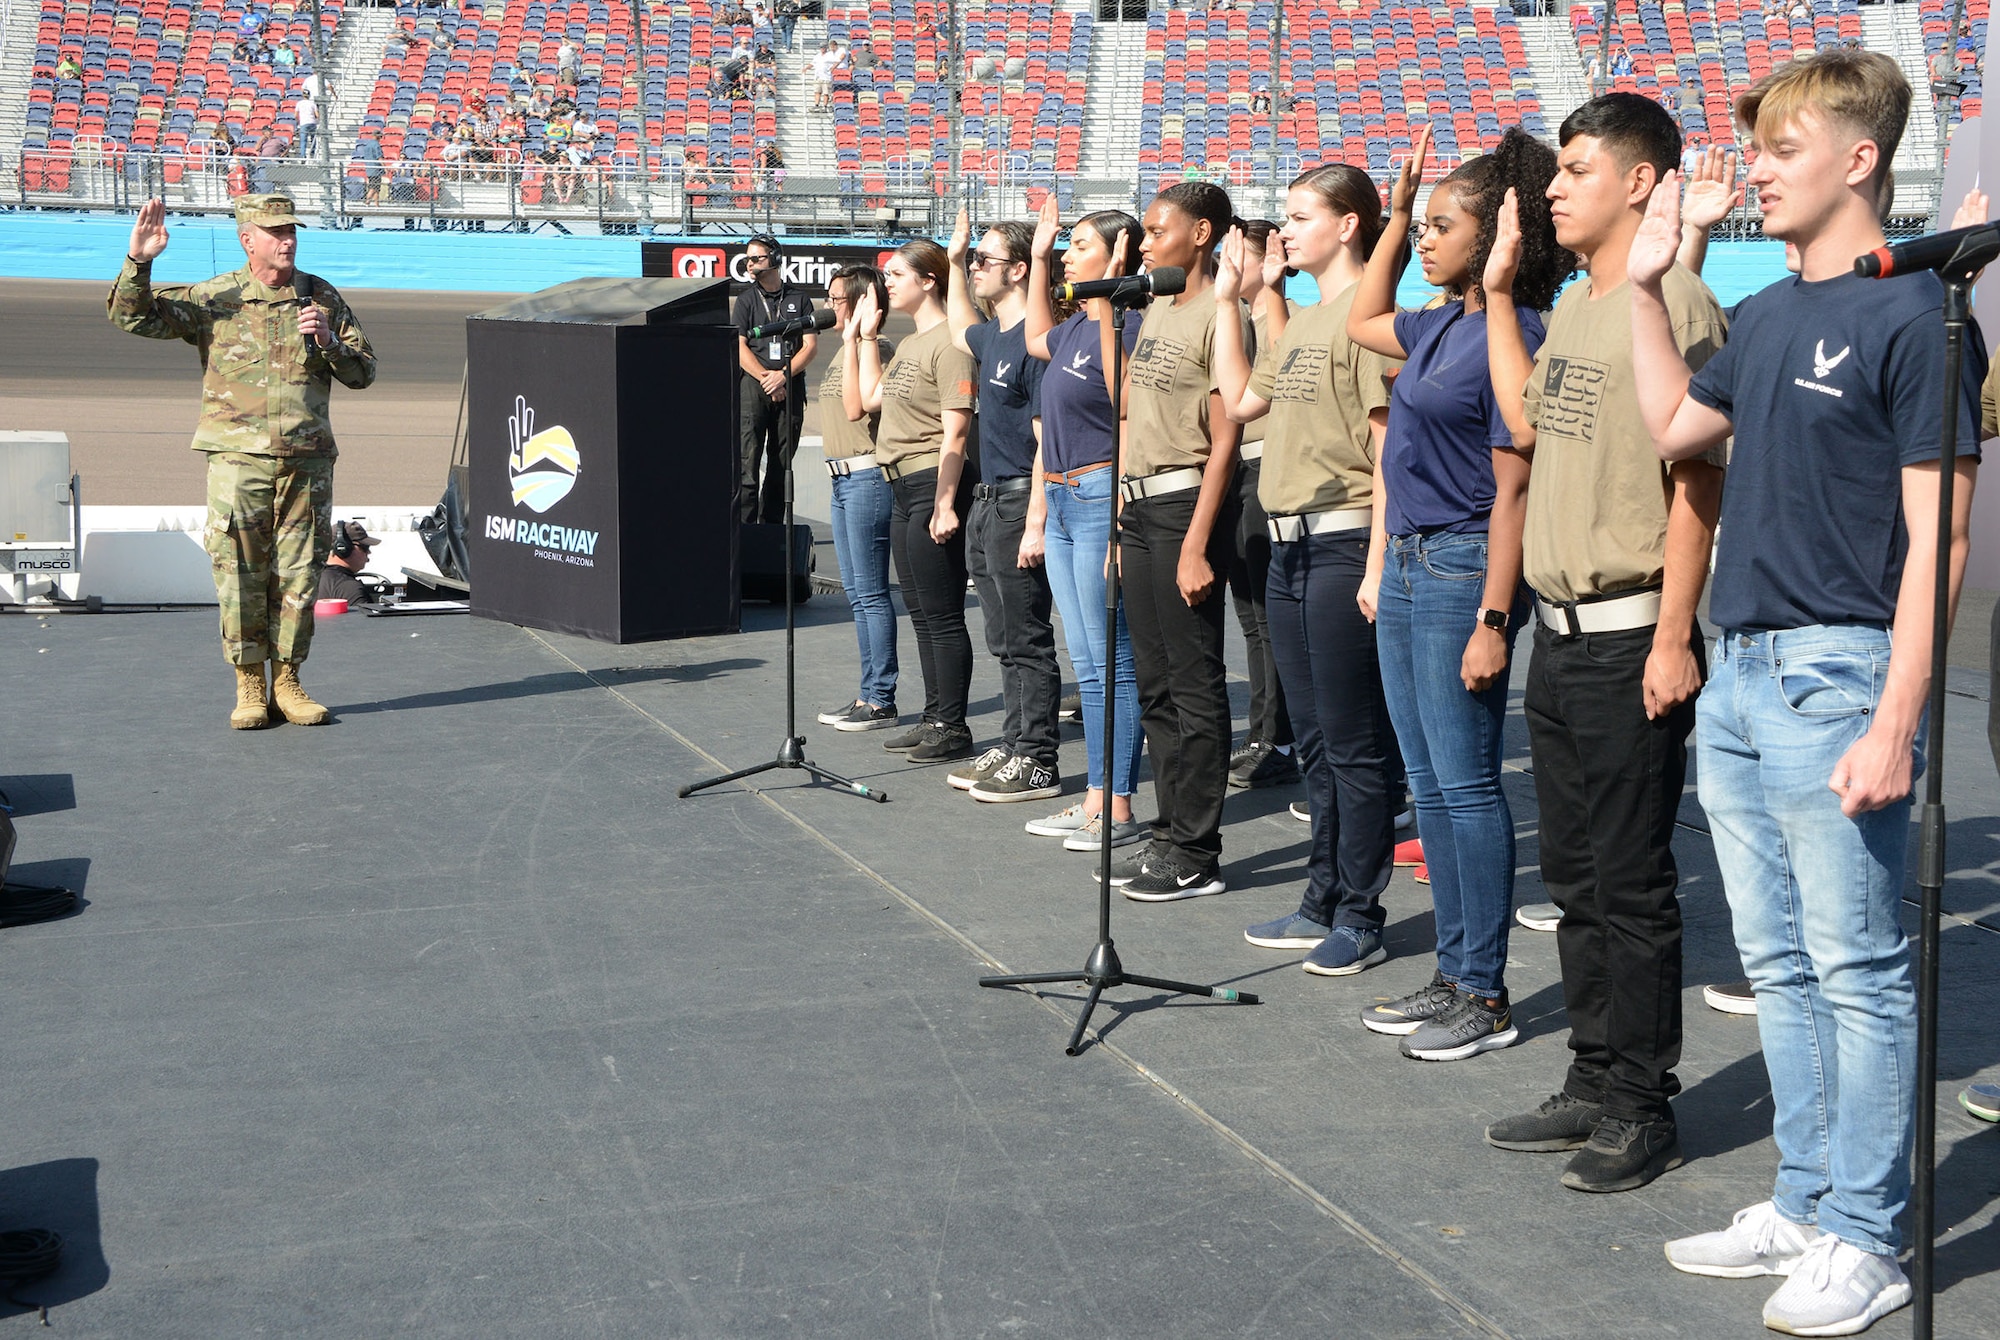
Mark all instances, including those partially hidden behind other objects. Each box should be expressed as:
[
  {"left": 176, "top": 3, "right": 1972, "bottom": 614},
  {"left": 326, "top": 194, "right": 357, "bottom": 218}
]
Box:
[
  {"left": 739, "top": 372, "right": 804, "bottom": 524},
  {"left": 1266, "top": 531, "right": 1394, "bottom": 930},
  {"left": 1524, "top": 620, "right": 1699, "bottom": 1123},
  {"left": 1227, "top": 459, "right": 1292, "bottom": 749},
  {"left": 966, "top": 480, "right": 1061, "bottom": 765},
  {"left": 1120, "top": 489, "right": 1237, "bottom": 867},
  {"left": 889, "top": 467, "right": 972, "bottom": 729}
]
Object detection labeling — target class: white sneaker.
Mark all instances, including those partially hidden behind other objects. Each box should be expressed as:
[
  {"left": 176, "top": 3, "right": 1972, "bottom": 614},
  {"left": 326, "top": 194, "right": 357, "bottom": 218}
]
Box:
[
  {"left": 1024, "top": 802, "right": 1091, "bottom": 838},
  {"left": 1760, "top": 1235, "right": 1911, "bottom": 1336},
  {"left": 1665, "top": 1200, "right": 1822, "bottom": 1278}
]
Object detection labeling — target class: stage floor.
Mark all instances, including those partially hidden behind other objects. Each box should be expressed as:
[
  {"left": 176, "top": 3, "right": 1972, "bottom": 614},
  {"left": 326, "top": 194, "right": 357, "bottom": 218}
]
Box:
[{"left": 4, "top": 593, "right": 2000, "bottom": 1337}]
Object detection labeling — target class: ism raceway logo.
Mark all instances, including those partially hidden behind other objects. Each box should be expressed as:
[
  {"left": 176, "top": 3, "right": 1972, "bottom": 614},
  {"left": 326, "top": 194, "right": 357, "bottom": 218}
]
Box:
[{"left": 483, "top": 394, "right": 601, "bottom": 565}]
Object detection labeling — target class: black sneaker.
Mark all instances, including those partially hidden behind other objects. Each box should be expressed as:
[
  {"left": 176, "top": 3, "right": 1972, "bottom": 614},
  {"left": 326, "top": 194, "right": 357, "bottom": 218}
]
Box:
[
  {"left": 1228, "top": 740, "right": 1266, "bottom": 772},
  {"left": 1399, "top": 990, "right": 1520, "bottom": 1061},
  {"left": 946, "top": 745, "right": 1011, "bottom": 791},
  {"left": 1058, "top": 692, "right": 1083, "bottom": 722},
  {"left": 818, "top": 699, "right": 863, "bottom": 726},
  {"left": 1229, "top": 741, "right": 1298, "bottom": 789},
  {"left": 1092, "top": 840, "right": 1164, "bottom": 887},
  {"left": 969, "top": 756, "right": 1061, "bottom": 803},
  {"left": 908, "top": 724, "right": 975, "bottom": 763},
  {"left": 883, "top": 721, "right": 938, "bottom": 753},
  {"left": 1359, "top": 971, "right": 1459, "bottom": 1036},
  {"left": 1123, "top": 853, "right": 1226, "bottom": 901},
  {"left": 1560, "top": 1114, "right": 1683, "bottom": 1193},
  {"left": 1485, "top": 1092, "right": 1604, "bottom": 1152},
  {"left": 832, "top": 701, "right": 899, "bottom": 732}
]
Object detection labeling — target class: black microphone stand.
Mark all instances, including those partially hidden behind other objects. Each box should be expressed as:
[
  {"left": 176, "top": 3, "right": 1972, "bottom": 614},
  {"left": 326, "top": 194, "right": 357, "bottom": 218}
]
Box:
[
  {"left": 1863, "top": 229, "right": 2000, "bottom": 1340},
  {"left": 680, "top": 352, "right": 888, "bottom": 806},
  {"left": 979, "top": 287, "right": 1258, "bottom": 1055}
]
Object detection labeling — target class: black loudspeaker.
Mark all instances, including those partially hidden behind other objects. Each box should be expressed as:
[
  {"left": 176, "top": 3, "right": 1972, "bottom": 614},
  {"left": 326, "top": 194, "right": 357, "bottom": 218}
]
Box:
[{"left": 739, "top": 522, "right": 813, "bottom": 603}]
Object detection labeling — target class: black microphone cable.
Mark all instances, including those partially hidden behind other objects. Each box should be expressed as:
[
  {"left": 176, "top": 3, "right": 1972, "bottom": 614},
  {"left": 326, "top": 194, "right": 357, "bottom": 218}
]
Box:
[{"left": 0, "top": 1228, "right": 63, "bottom": 1324}]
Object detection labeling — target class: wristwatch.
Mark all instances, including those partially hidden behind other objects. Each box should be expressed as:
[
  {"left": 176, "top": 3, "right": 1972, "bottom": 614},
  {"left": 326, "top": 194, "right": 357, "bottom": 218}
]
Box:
[{"left": 1477, "top": 607, "right": 1509, "bottom": 632}]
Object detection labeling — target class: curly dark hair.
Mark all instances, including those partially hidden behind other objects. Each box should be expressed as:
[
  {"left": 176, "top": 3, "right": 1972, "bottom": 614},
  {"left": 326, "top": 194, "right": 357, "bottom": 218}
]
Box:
[{"left": 1438, "top": 126, "right": 1576, "bottom": 311}]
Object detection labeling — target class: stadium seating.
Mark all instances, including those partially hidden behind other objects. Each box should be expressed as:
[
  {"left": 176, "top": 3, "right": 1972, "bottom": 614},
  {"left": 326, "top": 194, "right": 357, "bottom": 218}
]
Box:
[
  {"left": 24, "top": 0, "right": 338, "bottom": 171},
  {"left": 1136, "top": 2, "right": 1548, "bottom": 202}
]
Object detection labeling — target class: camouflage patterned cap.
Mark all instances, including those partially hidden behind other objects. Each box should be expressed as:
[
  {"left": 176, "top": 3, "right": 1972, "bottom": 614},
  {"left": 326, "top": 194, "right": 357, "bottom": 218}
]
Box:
[{"left": 234, "top": 193, "right": 304, "bottom": 228}]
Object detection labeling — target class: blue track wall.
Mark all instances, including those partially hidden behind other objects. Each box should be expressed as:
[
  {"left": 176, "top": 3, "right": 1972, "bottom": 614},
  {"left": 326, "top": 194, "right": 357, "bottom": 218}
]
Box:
[{"left": 1, "top": 210, "right": 1792, "bottom": 303}]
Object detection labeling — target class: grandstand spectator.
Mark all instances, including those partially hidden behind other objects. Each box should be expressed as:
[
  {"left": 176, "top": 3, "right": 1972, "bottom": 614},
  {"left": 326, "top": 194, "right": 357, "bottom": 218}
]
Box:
[
  {"left": 272, "top": 43, "right": 295, "bottom": 71},
  {"left": 811, "top": 41, "right": 839, "bottom": 110},
  {"left": 1250, "top": 80, "right": 1271, "bottom": 115},
  {"left": 296, "top": 94, "right": 318, "bottom": 158},
  {"left": 1102, "top": 180, "right": 1245, "bottom": 904},
  {"left": 851, "top": 35, "right": 877, "bottom": 74},
  {"left": 1215, "top": 166, "right": 1400, "bottom": 974},
  {"left": 777, "top": 0, "right": 800, "bottom": 51},
  {"left": 756, "top": 139, "right": 786, "bottom": 189},
  {"left": 238, "top": 7, "right": 264, "bottom": 38},
  {"left": 557, "top": 37, "right": 581, "bottom": 81},
  {"left": 1612, "top": 48, "right": 1633, "bottom": 77},
  {"left": 1347, "top": 123, "right": 1571, "bottom": 1061},
  {"left": 355, "top": 136, "right": 385, "bottom": 203},
  {"left": 55, "top": 53, "right": 81, "bottom": 80}
]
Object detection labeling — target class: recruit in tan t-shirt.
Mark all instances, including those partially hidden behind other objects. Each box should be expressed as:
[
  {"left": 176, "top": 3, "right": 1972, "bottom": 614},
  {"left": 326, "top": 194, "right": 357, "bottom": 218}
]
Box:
[
  {"left": 873, "top": 321, "right": 977, "bottom": 467},
  {"left": 1520, "top": 263, "right": 1727, "bottom": 604},
  {"left": 1239, "top": 304, "right": 1277, "bottom": 454},
  {"left": 1251, "top": 284, "right": 1397, "bottom": 516},
  {"left": 820, "top": 336, "right": 893, "bottom": 462},
  {"left": 1124, "top": 286, "right": 1249, "bottom": 478}
]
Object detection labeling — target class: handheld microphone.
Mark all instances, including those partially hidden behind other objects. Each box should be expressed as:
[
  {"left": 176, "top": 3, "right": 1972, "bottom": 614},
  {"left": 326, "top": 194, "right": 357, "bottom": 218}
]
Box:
[
  {"left": 1055, "top": 266, "right": 1188, "bottom": 303},
  {"left": 747, "top": 308, "right": 837, "bottom": 340},
  {"left": 1855, "top": 222, "right": 2000, "bottom": 278}
]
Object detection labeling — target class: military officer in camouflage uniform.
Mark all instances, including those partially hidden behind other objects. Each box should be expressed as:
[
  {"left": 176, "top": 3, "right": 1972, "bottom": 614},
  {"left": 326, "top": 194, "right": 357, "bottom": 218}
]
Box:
[{"left": 109, "top": 194, "right": 376, "bottom": 729}]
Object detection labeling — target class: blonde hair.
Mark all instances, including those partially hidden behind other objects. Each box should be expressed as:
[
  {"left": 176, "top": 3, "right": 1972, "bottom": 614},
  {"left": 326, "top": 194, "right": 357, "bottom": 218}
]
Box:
[{"left": 1736, "top": 48, "right": 1909, "bottom": 195}]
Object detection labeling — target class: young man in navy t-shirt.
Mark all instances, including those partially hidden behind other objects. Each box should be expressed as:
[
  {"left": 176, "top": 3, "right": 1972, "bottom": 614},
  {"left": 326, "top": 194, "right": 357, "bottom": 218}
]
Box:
[
  {"left": 945, "top": 210, "right": 1061, "bottom": 803},
  {"left": 1629, "top": 49, "right": 1984, "bottom": 1336}
]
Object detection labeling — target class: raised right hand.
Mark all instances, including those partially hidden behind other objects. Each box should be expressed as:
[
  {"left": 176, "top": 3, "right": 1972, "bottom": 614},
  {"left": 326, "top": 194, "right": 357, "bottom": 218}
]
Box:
[
  {"left": 1482, "top": 187, "right": 1521, "bottom": 300},
  {"left": 1389, "top": 124, "right": 1431, "bottom": 219},
  {"left": 946, "top": 203, "right": 971, "bottom": 266},
  {"left": 1679, "top": 146, "right": 1741, "bottom": 233},
  {"left": 1031, "top": 190, "right": 1061, "bottom": 259},
  {"left": 1214, "top": 225, "right": 1245, "bottom": 302},
  {"left": 129, "top": 196, "right": 169, "bottom": 261},
  {"left": 854, "top": 285, "right": 883, "bottom": 337},
  {"left": 1630, "top": 170, "right": 1682, "bottom": 290}
]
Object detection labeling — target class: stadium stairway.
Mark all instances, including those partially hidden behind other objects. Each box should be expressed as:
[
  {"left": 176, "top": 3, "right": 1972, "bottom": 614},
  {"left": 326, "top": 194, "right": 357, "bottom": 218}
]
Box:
[
  {"left": 1863, "top": 0, "right": 1939, "bottom": 172},
  {"left": 1078, "top": 12, "right": 1143, "bottom": 184},
  {"left": 1517, "top": 13, "right": 1590, "bottom": 137},
  {"left": 322, "top": 1, "right": 393, "bottom": 160},
  {"left": 776, "top": 14, "right": 836, "bottom": 189}
]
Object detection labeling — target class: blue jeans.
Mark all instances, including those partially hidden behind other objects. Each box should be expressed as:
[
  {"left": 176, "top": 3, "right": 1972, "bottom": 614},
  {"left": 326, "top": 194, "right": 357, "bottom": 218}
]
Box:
[
  {"left": 827, "top": 464, "right": 897, "bottom": 709},
  {"left": 1376, "top": 531, "right": 1524, "bottom": 999},
  {"left": 1043, "top": 470, "right": 1140, "bottom": 796},
  {"left": 1700, "top": 625, "right": 1919, "bottom": 1256}
]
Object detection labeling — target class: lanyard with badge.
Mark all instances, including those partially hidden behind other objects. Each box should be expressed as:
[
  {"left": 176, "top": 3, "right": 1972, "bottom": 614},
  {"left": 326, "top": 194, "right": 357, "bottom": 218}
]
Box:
[{"left": 759, "top": 285, "right": 788, "bottom": 367}]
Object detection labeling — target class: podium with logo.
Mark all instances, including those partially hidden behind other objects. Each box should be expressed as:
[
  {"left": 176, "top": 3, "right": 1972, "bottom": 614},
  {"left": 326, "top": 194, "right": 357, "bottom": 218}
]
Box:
[{"left": 465, "top": 277, "right": 738, "bottom": 643}]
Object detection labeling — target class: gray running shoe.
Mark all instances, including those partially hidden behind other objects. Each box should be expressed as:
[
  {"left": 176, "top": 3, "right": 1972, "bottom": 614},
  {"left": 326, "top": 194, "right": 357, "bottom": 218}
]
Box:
[
  {"left": 1399, "top": 990, "right": 1519, "bottom": 1061},
  {"left": 1359, "top": 971, "right": 1459, "bottom": 1036},
  {"left": 947, "top": 746, "right": 1011, "bottom": 791},
  {"left": 1761, "top": 1236, "right": 1910, "bottom": 1335},
  {"left": 1063, "top": 813, "right": 1149, "bottom": 851}
]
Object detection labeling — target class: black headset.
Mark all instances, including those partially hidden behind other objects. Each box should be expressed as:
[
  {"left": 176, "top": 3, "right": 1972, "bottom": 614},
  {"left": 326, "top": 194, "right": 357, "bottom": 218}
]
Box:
[{"left": 332, "top": 520, "right": 353, "bottom": 558}]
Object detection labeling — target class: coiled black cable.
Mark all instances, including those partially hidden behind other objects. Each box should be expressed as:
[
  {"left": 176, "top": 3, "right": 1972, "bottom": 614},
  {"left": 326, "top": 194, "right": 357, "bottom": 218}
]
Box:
[
  {"left": 0, "top": 1228, "right": 63, "bottom": 1324},
  {"left": 0, "top": 884, "right": 74, "bottom": 928}
]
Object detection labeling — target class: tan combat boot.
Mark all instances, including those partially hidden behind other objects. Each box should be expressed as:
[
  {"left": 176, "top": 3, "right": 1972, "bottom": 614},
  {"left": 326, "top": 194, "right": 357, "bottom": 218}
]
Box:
[
  {"left": 269, "top": 661, "right": 330, "bottom": 725},
  {"left": 231, "top": 663, "right": 270, "bottom": 730}
]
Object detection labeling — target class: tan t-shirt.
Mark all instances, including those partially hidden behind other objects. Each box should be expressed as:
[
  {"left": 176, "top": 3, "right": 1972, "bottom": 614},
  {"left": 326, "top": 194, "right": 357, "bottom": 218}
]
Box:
[
  {"left": 1251, "top": 284, "right": 1397, "bottom": 516},
  {"left": 1981, "top": 352, "right": 2000, "bottom": 440},
  {"left": 819, "top": 336, "right": 893, "bottom": 462},
  {"left": 873, "top": 320, "right": 976, "bottom": 467},
  {"left": 1124, "top": 286, "right": 1249, "bottom": 477},
  {"left": 1520, "top": 263, "right": 1727, "bottom": 603}
]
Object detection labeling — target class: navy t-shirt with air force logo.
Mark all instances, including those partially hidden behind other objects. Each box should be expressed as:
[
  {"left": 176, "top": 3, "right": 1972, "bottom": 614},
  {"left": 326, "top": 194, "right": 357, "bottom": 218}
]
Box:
[
  {"left": 1686, "top": 270, "right": 1985, "bottom": 632},
  {"left": 964, "top": 317, "right": 1044, "bottom": 480}
]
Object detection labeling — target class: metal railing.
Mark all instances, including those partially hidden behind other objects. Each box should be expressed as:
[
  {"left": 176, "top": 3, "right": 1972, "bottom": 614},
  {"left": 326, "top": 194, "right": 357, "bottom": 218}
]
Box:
[{"left": 4, "top": 141, "right": 1953, "bottom": 236}]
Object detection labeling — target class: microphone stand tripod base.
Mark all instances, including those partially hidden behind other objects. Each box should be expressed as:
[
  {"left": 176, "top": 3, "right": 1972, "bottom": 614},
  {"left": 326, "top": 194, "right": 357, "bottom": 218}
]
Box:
[{"left": 980, "top": 939, "right": 1259, "bottom": 1057}]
